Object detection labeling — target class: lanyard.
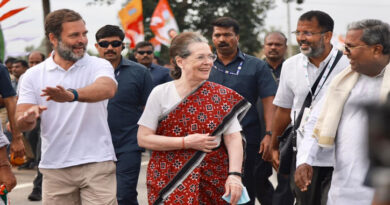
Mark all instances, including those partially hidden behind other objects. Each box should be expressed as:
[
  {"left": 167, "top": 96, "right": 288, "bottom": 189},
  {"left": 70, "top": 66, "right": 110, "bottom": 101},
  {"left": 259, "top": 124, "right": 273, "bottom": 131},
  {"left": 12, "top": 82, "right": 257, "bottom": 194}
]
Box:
[
  {"left": 213, "top": 54, "right": 245, "bottom": 75},
  {"left": 303, "top": 49, "right": 338, "bottom": 102}
]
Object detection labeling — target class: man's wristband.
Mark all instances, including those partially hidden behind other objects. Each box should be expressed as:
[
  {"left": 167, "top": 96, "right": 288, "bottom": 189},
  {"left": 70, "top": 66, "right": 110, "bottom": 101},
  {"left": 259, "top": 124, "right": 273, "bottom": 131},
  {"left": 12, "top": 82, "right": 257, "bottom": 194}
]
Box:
[
  {"left": 228, "top": 172, "right": 242, "bottom": 177},
  {"left": 67, "top": 88, "right": 78, "bottom": 102},
  {"left": 265, "top": 131, "right": 272, "bottom": 136}
]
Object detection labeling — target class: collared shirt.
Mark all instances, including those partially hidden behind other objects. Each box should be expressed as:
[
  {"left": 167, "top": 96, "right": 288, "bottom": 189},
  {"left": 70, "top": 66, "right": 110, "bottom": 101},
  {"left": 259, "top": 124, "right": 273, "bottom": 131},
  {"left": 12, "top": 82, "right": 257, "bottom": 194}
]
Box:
[
  {"left": 302, "top": 73, "right": 379, "bottom": 204},
  {"left": 208, "top": 49, "right": 277, "bottom": 145},
  {"left": 265, "top": 59, "right": 284, "bottom": 85},
  {"left": 18, "top": 53, "right": 117, "bottom": 169},
  {"left": 0, "top": 65, "right": 14, "bottom": 147},
  {"left": 149, "top": 63, "right": 172, "bottom": 87},
  {"left": 274, "top": 47, "right": 350, "bottom": 166},
  {"left": 108, "top": 58, "right": 153, "bottom": 153}
]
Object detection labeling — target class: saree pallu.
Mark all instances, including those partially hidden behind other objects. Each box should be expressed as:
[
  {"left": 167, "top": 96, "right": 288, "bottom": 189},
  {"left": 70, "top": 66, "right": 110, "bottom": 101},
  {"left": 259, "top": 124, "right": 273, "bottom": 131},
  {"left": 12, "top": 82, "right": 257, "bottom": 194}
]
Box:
[{"left": 147, "top": 81, "right": 251, "bottom": 205}]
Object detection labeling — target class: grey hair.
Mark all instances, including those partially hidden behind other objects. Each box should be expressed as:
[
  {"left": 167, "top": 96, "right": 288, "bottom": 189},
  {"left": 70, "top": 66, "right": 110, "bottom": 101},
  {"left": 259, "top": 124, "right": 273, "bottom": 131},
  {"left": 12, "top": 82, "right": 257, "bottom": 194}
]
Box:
[
  {"left": 348, "top": 19, "right": 390, "bottom": 54},
  {"left": 169, "top": 32, "right": 209, "bottom": 79}
]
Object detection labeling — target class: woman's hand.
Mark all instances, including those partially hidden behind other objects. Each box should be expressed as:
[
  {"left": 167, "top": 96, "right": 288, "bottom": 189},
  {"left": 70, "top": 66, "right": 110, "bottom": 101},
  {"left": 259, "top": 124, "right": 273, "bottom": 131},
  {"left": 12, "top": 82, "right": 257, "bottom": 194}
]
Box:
[
  {"left": 223, "top": 175, "right": 243, "bottom": 205},
  {"left": 184, "top": 133, "right": 218, "bottom": 152}
]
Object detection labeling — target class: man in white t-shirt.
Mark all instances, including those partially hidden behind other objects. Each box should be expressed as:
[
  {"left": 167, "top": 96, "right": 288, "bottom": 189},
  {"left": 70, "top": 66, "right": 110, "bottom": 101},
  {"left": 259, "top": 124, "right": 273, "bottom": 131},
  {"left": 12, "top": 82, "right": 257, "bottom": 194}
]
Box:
[
  {"left": 270, "top": 10, "right": 349, "bottom": 205},
  {"left": 15, "top": 9, "right": 118, "bottom": 205}
]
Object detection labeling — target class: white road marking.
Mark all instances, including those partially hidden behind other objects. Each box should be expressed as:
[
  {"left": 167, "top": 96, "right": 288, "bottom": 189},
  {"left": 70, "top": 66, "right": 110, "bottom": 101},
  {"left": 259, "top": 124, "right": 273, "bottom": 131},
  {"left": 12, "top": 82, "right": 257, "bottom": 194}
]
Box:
[{"left": 13, "top": 183, "right": 33, "bottom": 190}]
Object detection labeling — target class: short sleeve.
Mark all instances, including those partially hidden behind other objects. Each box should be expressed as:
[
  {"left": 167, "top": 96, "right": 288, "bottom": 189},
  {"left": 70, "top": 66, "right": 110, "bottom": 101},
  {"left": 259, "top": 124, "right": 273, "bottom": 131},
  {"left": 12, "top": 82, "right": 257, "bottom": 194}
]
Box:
[
  {"left": 223, "top": 116, "right": 242, "bottom": 135},
  {"left": 0, "top": 65, "right": 16, "bottom": 98},
  {"left": 138, "top": 87, "right": 162, "bottom": 130},
  {"left": 93, "top": 58, "right": 117, "bottom": 84},
  {"left": 256, "top": 61, "right": 277, "bottom": 98},
  {"left": 17, "top": 70, "right": 38, "bottom": 105},
  {"left": 273, "top": 62, "right": 294, "bottom": 108}
]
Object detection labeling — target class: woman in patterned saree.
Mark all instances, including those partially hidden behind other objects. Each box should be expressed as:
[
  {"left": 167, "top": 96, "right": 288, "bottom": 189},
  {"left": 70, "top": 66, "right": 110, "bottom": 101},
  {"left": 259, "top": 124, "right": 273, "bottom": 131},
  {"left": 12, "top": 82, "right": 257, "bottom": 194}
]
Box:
[{"left": 137, "top": 32, "right": 251, "bottom": 205}]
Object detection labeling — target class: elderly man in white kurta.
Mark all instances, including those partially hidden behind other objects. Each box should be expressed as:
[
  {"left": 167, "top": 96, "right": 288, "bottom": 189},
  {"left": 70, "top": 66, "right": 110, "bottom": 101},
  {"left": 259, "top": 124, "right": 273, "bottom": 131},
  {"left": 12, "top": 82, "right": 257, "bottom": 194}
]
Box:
[{"left": 294, "top": 19, "right": 390, "bottom": 205}]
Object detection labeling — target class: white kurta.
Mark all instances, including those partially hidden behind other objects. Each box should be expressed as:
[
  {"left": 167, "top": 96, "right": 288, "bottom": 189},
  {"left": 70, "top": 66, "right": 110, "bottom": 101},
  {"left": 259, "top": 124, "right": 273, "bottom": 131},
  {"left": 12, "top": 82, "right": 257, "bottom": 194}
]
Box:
[{"left": 303, "top": 72, "right": 381, "bottom": 204}]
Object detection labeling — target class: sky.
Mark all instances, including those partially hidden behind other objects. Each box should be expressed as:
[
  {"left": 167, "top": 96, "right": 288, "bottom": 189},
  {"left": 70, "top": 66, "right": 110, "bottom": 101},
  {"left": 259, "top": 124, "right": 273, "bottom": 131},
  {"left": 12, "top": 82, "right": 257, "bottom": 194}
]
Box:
[{"left": 1, "top": 0, "right": 390, "bottom": 57}]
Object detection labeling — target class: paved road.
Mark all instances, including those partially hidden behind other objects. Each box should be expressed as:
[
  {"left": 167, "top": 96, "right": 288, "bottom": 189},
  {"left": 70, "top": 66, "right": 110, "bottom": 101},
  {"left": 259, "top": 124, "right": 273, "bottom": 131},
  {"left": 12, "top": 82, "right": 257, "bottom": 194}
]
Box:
[{"left": 9, "top": 152, "right": 273, "bottom": 204}]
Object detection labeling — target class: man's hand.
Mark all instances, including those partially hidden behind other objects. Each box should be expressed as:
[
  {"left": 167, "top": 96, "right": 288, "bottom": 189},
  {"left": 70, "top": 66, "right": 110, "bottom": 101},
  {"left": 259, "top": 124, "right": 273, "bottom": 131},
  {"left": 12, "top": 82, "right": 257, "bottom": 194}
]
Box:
[
  {"left": 0, "top": 165, "right": 17, "bottom": 192},
  {"left": 259, "top": 135, "right": 272, "bottom": 161},
  {"left": 16, "top": 105, "right": 47, "bottom": 130},
  {"left": 270, "top": 148, "right": 280, "bottom": 171},
  {"left": 294, "top": 163, "right": 313, "bottom": 192},
  {"left": 10, "top": 136, "right": 25, "bottom": 158},
  {"left": 41, "top": 85, "right": 74, "bottom": 102}
]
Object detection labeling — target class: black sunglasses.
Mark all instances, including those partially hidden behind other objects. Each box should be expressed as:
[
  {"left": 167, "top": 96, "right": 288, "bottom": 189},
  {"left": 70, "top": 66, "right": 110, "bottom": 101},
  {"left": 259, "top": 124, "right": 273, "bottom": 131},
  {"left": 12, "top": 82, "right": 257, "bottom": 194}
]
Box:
[
  {"left": 137, "top": 51, "right": 153, "bottom": 55},
  {"left": 98, "top": 40, "right": 122, "bottom": 48}
]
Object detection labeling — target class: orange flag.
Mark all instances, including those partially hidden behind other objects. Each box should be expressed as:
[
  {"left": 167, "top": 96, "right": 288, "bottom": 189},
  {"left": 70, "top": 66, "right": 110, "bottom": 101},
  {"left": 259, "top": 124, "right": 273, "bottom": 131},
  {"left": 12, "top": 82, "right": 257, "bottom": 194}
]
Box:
[
  {"left": 150, "top": 0, "right": 179, "bottom": 46},
  {"left": 0, "top": 7, "right": 27, "bottom": 22},
  {"left": 118, "top": 0, "right": 144, "bottom": 48}
]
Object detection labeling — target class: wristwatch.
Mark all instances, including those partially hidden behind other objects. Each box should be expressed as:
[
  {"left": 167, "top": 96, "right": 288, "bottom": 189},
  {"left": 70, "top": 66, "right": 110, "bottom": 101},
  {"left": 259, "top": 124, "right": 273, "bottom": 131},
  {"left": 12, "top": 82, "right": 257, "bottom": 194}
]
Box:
[
  {"left": 67, "top": 88, "right": 79, "bottom": 102},
  {"left": 265, "top": 131, "right": 272, "bottom": 136}
]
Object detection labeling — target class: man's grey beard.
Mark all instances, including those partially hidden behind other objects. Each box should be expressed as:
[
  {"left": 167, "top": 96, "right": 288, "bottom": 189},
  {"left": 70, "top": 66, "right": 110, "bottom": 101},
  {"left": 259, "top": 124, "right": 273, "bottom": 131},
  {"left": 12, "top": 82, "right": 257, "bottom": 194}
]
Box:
[
  {"left": 300, "top": 36, "right": 325, "bottom": 58},
  {"left": 57, "top": 40, "right": 86, "bottom": 62}
]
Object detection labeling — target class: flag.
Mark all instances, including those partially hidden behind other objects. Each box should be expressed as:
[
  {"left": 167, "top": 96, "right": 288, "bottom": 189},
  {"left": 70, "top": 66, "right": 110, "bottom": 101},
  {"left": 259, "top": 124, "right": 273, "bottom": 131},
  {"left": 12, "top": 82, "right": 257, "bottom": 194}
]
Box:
[
  {"left": 0, "top": 7, "right": 27, "bottom": 22},
  {"left": 149, "top": 37, "right": 161, "bottom": 57},
  {"left": 118, "top": 0, "right": 144, "bottom": 48},
  {"left": 150, "top": 0, "right": 179, "bottom": 46}
]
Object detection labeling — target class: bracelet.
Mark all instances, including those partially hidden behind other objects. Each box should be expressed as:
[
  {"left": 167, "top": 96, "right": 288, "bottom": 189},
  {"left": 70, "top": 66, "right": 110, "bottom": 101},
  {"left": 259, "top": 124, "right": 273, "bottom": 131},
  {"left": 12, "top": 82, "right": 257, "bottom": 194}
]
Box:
[
  {"left": 228, "top": 172, "right": 242, "bottom": 177},
  {"left": 0, "top": 160, "right": 11, "bottom": 168},
  {"left": 182, "top": 137, "right": 186, "bottom": 149}
]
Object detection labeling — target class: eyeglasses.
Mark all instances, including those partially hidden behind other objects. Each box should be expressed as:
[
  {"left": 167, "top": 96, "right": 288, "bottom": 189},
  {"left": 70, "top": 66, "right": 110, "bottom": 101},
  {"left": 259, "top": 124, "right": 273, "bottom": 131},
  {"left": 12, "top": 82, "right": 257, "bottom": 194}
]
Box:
[
  {"left": 98, "top": 40, "right": 122, "bottom": 48},
  {"left": 137, "top": 51, "right": 153, "bottom": 55},
  {"left": 194, "top": 54, "right": 217, "bottom": 62},
  {"left": 292, "top": 31, "right": 325, "bottom": 37},
  {"left": 344, "top": 44, "right": 369, "bottom": 53}
]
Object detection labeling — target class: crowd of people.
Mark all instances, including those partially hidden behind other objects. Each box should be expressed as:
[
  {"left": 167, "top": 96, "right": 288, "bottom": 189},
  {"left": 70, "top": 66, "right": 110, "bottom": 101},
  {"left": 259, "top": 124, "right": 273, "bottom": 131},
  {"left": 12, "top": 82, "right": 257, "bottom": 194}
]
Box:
[{"left": 0, "top": 7, "right": 389, "bottom": 205}]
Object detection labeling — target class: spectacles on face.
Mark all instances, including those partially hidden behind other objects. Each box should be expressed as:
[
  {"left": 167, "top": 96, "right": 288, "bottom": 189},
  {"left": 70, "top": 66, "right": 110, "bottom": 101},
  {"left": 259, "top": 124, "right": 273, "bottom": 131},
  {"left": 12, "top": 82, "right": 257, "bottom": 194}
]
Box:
[
  {"left": 292, "top": 31, "right": 325, "bottom": 37},
  {"left": 137, "top": 50, "right": 153, "bottom": 55},
  {"left": 193, "top": 54, "right": 217, "bottom": 62},
  {"left": 98, "top": 40, "right": 122, "bottom": 48},
  {"left": 344, "top": 44, "right": 369, "bottom": 53}
]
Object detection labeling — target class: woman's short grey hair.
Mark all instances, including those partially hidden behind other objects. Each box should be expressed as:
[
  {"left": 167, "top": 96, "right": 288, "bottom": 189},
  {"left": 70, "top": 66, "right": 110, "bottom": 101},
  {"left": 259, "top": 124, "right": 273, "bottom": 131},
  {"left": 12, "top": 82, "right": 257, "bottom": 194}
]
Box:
[
  {"left": 348, "top": 19, "right": 390, "bottom": 54},
  {"left": 169, "top": 32, "right": 209, "bottom": 79}
]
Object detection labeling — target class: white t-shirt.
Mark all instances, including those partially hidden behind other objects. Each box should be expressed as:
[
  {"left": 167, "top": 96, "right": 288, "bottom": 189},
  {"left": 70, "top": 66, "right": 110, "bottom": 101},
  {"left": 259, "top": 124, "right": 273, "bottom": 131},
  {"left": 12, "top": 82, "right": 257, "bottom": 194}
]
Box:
[
  {"left": 138, "top": 81, "right": 242, "bottom": 135},
  {"left": 18, "top": 53, "right": 117, "bottom": 169},
  {"left": 274, "top": 48, "right": 350, "bottom": 166}
]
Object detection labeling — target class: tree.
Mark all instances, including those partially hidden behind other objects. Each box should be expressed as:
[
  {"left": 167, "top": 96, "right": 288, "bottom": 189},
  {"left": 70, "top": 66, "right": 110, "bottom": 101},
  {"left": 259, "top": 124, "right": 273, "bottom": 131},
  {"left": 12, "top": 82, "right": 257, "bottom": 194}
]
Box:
[
  {"left": 42, "top": 0, "right": 51, "bottom": 56},
  {"left": 89, "top": 0, "right": 274, "bottom": 56}
]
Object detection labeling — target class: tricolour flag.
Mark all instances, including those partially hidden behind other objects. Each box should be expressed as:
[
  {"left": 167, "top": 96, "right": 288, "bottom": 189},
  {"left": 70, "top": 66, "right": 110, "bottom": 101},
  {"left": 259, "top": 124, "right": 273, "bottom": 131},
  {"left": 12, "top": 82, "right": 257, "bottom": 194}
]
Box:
[
  {"left": 118, "top": 0, "right": 144, "bottom": 48},
  {"left": 150, "top": 0, "right": 179, "bottom": 46}
]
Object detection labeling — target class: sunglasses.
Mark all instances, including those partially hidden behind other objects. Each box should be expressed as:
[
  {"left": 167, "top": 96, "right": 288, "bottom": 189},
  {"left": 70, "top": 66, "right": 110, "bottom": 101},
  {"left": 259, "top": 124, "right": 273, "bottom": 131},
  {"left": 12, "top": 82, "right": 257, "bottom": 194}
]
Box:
[
  {"left": 137, "top": 51, "right": 153, "bottom": 55},
  {"left": 98, "top": 40, "right": 122, "bottom": 48}
]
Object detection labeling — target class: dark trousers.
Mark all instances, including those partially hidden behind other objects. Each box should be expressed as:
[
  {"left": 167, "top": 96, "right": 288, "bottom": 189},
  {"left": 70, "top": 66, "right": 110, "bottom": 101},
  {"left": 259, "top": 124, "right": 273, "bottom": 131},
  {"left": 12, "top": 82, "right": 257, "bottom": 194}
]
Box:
[
  {"left": 291, "top": 166, "right": 333, "bottom": 205},
  {"left": 25, "top": 119, "right": 42, "bottom": 191},
  {"left": 273, "top": 173, "right": 294, "bottom": 205},
  {"left": 116, "top": 151, "right": 141, "bottom": 205},
  {"left": 243, "top": 144, "right": 274, "bottom": 205}
]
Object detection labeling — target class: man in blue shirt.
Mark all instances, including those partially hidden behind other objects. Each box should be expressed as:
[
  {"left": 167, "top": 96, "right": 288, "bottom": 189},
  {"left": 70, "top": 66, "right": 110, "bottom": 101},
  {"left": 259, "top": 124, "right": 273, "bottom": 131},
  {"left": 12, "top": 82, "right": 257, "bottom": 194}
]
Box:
[
  {"left": 208, "top": 17, "right": 277, "bottom": 205},
  {"left": 95, "top": 25, "right": 153, "bottom": 205},
  {"left": 134, "top": 41, "right": 172, "bottom": 87}
]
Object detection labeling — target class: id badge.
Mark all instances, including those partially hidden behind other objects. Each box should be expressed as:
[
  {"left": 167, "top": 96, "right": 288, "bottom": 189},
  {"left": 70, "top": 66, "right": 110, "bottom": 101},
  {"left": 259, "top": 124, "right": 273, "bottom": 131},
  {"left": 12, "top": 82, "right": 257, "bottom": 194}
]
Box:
[{"left": 298, "top": 107, "right": 311, "bottom": 133}]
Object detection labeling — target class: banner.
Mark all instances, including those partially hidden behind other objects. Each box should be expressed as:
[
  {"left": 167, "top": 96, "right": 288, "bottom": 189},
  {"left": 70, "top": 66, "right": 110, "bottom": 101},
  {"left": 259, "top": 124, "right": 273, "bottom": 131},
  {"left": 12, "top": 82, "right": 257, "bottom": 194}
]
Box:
[
  {"left": 0, "top": 26, "right": 5, "bottom": 61},
  {"left": 118, "top": 0, "right": 144, "bottom": 48},
  {"left": 150, "top": 0, "right": 179, "bottom": 46}
]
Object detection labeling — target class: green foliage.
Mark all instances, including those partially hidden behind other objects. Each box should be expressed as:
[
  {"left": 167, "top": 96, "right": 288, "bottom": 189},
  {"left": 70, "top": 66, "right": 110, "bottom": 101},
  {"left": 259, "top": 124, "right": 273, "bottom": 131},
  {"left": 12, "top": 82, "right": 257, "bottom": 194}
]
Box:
[{"left": 88, "top": 0, "right": 274, "bottom": 55}]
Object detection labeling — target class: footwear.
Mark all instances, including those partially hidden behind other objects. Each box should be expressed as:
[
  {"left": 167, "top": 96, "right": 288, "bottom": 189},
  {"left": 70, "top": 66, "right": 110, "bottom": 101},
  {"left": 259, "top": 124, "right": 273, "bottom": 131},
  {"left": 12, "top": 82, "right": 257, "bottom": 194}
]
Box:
[{"left": 28, "top": 188, "right": 42, "bottom": 201}]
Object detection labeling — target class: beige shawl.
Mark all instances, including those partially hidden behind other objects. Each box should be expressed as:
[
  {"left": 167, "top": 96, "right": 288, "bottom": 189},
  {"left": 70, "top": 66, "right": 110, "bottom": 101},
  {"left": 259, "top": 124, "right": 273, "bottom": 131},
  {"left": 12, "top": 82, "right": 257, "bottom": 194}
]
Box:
[{"left": 313, "top": 63, "right": 390, "bottom": 147}]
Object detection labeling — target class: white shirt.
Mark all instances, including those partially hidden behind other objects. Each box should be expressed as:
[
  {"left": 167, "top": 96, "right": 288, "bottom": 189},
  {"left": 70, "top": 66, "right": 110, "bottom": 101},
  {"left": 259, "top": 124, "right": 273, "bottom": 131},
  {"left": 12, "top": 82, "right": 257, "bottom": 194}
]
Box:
[
  {"left": 303, "top": 73, "right": 379, "bottom": 204},
  {"left": 0, "top": 126, "right": 9, "bottom": 148},
  {"left": 274, "top": 48, "right": 350, "bottom": 166},
  {"left": 18, "top": 53, "right": 117, "bottom": 169},
  {"left": 138, "top": 81, "right": 242, "bottom": 135}
]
